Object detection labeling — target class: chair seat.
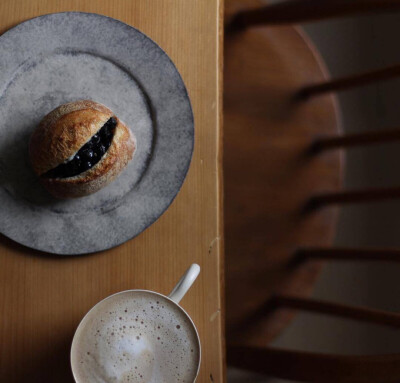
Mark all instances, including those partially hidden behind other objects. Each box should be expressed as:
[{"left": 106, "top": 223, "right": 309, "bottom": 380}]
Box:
[{"left": 224, "top": 0, "right": 343, "bottom": 347}]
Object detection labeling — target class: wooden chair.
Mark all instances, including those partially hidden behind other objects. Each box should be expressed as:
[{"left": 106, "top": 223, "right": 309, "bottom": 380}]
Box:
[{"left": 224, "top": 0, "right": 400, "bottom": 381}]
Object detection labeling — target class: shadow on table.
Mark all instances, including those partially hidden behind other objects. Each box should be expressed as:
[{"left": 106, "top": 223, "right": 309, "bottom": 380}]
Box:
[
  {"left": 0, "top": 232, "right": 99, "bottom": 259},
  {"left": 0, "top": 232, "right": 63, "bottom": 259},
  {"left": 0, "top": 333, "right": 75, "bottom": 383}
]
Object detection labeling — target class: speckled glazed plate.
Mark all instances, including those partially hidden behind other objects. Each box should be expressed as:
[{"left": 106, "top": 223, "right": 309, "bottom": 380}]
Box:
[{"left": 0, "top": 12, "right": 194, "bottom": 255}]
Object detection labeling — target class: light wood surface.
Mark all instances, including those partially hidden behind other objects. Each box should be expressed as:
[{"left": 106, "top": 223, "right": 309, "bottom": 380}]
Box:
[
  {"left": 224, "top": 0, "right": 342, "bottom": 346},
  {"left": 0, "top": 1, "right": 224, "bottom": 382}
]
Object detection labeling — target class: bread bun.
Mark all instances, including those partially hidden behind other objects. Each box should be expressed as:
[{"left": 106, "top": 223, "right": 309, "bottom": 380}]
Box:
[{"left": 29, "top": 100, "right": 136, "bottom": 199}]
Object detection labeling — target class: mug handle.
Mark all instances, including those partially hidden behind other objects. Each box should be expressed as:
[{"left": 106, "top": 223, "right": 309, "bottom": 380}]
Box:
[{"left": 168, "top": 264, "right": 200, "bottom": 304}]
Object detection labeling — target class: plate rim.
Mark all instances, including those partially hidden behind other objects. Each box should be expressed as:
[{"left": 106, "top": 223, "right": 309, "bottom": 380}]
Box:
[{"left": 0, "top": 11, "right": 195, "bottom": 255}]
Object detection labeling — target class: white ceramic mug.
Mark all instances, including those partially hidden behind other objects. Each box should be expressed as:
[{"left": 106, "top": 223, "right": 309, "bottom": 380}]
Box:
[{"left": 71, "top": 264, "right": 201, "bottom": 383}]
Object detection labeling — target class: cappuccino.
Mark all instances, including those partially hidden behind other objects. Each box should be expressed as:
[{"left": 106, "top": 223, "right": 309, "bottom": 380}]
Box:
[{"left": 71, "top": 291, "right": 200, "bottom": 383}]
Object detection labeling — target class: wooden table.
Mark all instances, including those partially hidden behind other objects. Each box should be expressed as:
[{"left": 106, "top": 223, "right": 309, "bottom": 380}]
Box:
[{"left": 0, "top": 1, "right": 224, "bottom": 382}]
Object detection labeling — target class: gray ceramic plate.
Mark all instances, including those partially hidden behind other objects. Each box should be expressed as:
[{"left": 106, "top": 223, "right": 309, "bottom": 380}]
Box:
[{"left": 0, "top": 12, "right": 194, "bottom": 255}]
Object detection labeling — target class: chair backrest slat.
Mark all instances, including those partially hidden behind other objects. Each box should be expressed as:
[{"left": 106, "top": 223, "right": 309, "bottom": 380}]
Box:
[
  {"left": 312, "top": 128, "right": 400, "bottom": 151},
  {"left": 296, "top": 247, "right": 400, "bottom": 262},
  {"left": 274, "top": 295, "right": 400, "bottom": 328},
  {"left": 228, "top": 346, "right": 400, "bottom": 383},
  {"left": 231, "top": 0, "right": 400, "bottom": 29},
  {"left": 298, "top": 64, "right": 400, "bottom": 98},
  {"left": 310, "top": 186, "right": 400, "bottom": 207}
]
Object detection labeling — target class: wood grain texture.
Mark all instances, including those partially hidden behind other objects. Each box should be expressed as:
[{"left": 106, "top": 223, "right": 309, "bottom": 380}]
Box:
[
  {"left": 224, "top": 0, "right": 343, "bottom": 347},
  {"left": 0, "top": 1, "right": 224, "bottom": 382}
]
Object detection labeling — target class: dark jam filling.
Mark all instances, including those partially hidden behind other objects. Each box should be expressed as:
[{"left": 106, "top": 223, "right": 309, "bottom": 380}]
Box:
[{"left": 44, "top": 117, "right": 117, "bottom": 179}]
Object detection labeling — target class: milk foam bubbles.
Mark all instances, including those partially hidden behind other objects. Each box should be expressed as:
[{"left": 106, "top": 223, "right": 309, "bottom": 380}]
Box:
[{"left": 71, "top": 291, "right": 200, "bottom": 383}]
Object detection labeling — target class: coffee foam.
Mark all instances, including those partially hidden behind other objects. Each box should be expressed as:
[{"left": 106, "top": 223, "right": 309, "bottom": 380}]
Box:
[{"left": 71, "top": 291, "right": 200, "bottom": 383}]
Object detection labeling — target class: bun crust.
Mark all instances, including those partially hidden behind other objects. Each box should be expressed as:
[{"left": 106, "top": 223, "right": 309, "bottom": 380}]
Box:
[{"left": 29, "top": 100, "right": 136, "bottom": 199}]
